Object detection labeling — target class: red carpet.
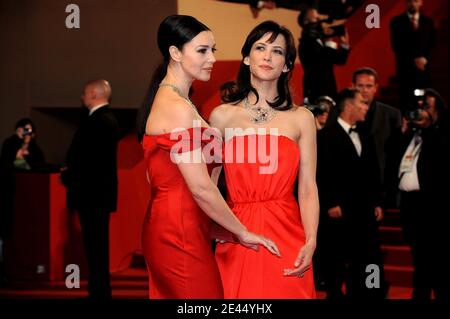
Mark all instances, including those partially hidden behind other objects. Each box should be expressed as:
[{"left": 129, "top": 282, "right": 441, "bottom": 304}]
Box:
[
  {"left": 0, "top": 209, "right": 414, "bottom": 299},
  {"left": 0, "top": 265, "right": 412, "bottom": 299}
]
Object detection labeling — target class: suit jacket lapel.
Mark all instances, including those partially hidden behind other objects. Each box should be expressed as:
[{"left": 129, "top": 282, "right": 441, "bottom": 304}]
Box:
[{"left": 335, "top": 122, "right": 361, "bottom": 159}]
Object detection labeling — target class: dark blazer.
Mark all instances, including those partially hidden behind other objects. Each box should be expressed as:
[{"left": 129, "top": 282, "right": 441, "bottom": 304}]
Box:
[
  {"left": 361, "top": 101, "right": 402, "bottom": 181},
  {"left": 62, "top": 105, "right": 119, "bottom": 212},
  {"left": 390, "top": 12, "right": 436, "bottom": 80},
  {"left": 327, "top": 100, "right": 402, "bottom": 187},
  {"left": 299, "top": 35, "right": 350, "bottom": 102},
  {"left": 0, "top": 136, "right": 45, "bottom": 238},
  {"left": 0, "top": 135, "right": 45, "bottom": 171},
  {"left": 393, "top": 117, "right": 449, "bottom": 202},
  {"left": 317, "top": 122, "right": 382, "bottom": 220}
]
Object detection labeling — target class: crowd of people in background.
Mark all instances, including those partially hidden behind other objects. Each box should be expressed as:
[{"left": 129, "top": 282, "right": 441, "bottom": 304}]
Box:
[{"left": 0, "top": 0, "right": 448, "bottom": 300}]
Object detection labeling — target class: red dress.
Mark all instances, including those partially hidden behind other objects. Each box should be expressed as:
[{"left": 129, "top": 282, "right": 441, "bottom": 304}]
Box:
[
  {"left": 141, "top": 127, "right": 223, "bottom": 299},
  {"left": 215, "top": 134, "right": 316, "bottom": 299}
]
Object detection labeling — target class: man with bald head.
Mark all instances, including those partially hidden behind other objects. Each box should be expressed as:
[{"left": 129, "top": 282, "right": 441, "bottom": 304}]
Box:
[{"left": 62, "top": 79, "right": 119, "bottom": 299}]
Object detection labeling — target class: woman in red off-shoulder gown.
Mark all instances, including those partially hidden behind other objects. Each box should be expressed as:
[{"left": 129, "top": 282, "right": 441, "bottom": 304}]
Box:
[{"left": 141, "top": 128, "right": 223, "bottom": 298}]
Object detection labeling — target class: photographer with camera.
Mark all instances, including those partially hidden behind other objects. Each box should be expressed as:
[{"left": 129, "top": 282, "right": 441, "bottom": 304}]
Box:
[
  {"left": 298, "top": 5, "right": 350, "bottom": 103},
  {"left": 0, "top": 118, "right": 46, "bottom": 286},
  {"left": 0, "top": 118, "right": 45, "bottom": 172},
  {"left": 393, "top": 88, "right": 449, "bottom": 300}
]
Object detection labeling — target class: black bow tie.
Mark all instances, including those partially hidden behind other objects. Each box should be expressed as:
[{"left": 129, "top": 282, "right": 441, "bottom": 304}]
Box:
[{"left": 348, "top": 127, "right": 358, "bottom": 134}]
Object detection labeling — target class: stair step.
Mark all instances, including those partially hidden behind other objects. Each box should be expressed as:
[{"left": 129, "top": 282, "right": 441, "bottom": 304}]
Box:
[
  {"left": 382, "top": 245, "right": 412, "bottom": 267},
  {"left": 381, "top": 209, "right": 402, "bottom": 227},
  {"left": 385, "top": 209, "right": 400, "bottom": 214},
  {"left": 384, "top": 265, "right": 413, "bottom": 288},
  {"left": 379, "top": 226, "right": 406, "bottom": 246}
]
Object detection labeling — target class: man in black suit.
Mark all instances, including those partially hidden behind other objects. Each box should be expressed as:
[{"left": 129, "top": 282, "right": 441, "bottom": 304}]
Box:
[
  {"left": 0, "top": 118, "right": 46, "bottom": 286},
  {"left": 61, "top": 79, "right": 119, "bottom": 299},
  {"left": 298, "top": 6, "right": 350, "bottom": 103},
  {"left": 394, "top": 89, "right": 449, "bottom": 300},
  {"left": 317, "top": 88, "right": 385, "bottom": 299},
  {"left": 390, "top": 0, "right": 436, "bottom": 112},
  {"left": 327, "top": 67, "right": 403, "bottom": 207}
]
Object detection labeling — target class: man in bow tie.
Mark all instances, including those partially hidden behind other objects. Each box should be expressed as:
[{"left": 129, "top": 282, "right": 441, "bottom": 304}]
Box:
[{"left": 316, "top": 88, "right": 386, "bottom": 299}]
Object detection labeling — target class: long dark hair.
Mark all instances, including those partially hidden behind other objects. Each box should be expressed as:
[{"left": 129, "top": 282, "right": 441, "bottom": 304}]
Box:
[
  {"left": 15, "top": 118, "right": 36, "bottom": 132},
  {"left": 136, "top": 15, "right": 210, "bottom": 142},
  {"left": 221, "top": 21, "right": 297, "bottom": 111}
]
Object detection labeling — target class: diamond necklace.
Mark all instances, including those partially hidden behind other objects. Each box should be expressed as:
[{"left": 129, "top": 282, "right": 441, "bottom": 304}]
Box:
[
  {"left": 159, "top": 82, "right": 198, "bottom": 112},
  {"left": 244, "top": 97, "right": 278, "bottom": 124}
]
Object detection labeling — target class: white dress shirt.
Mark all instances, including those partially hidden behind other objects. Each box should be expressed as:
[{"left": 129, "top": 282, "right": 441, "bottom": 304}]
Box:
[
  {"left": 338, "top": 117, "right": 362, "bottom": 157},
  {"left": 398, "top": 133, "right": 422, "bottom": 192},
  {"left": 89, "top": 103, "right": 108, "bottom": 116},
  {"left": 407, "top": 11, "right": 420, "bottom": 28}
]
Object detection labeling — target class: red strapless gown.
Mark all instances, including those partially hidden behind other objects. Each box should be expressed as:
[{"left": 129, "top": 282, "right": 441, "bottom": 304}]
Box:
[
  {"left": 215, "top": 134, "right": 316, "bottom": 299},
  {"left": 141, "top": 127, "right": 223, "bottom": 299}
]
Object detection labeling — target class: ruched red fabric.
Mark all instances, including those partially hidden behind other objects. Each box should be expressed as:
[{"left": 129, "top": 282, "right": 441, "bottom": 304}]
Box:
[
  {"left": 141, "top": 127, "right": 223, "bottom": 299},
  {"left": 215, "top": 134, "right": 316, "bottom": 299}
]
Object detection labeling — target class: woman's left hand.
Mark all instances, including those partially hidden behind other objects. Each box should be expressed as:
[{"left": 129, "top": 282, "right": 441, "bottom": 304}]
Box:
[{"left": 283, "top": 240, "right": 316, "bottom": 278}]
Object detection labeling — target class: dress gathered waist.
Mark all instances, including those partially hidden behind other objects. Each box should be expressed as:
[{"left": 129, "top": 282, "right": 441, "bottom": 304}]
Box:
[{"left": 227, "top": 193, "right": 295, "bottom": 205}]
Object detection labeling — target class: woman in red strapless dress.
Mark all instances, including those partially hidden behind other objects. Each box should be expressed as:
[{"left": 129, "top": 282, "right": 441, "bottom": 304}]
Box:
[
  {"left": 210, "top": 21, "right": 319, "bottom": 298},
  {"left": 136, "top": 15, "right": 280, "bottom": 299}
]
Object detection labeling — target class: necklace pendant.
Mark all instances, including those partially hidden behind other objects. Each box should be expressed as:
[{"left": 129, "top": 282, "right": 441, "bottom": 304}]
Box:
[{"left": 244, "top": 97, "right": 277, "bottom": 125}]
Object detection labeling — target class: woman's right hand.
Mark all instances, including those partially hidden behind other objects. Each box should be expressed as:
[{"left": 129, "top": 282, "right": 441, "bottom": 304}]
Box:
[
  {"left": 236, "top": 230, "right": 281, "bottom": 257},
  {"left": 328, "top": 206, "right": 343, "bottom": 219}
]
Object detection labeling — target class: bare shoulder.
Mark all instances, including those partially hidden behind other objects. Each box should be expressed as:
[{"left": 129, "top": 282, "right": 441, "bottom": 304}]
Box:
[
  {"left": 209, "top": 103, "right": 237, "bottom": 118},
  {"left": 152, "top": 95, "right": 198, "bottom": 130},
  {"left": 209, "top": 103, "right": 239, "bottom": 129},
  {"left": 290, "top": 105, "right": 315, "bottom": 122}
]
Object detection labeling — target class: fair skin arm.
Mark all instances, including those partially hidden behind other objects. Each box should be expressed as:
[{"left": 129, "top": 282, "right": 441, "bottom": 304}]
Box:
[
  {"left": 208, "top": 105, "right": 238, "bottom": 243},
  {"left": 159, "top": 101, "right": 280, "bottom": 255},
  {"left": 340, "top": 28, "right": 350, "bottom": 46},
  {"left": 375, "top": 206, "right": 383, "bottom": 222},
  {"left": 328, "top": 206, "right": 343, "bottom": 218},
  {"left": 284, "top": 108, "right": 320, "bottom": 277},
  {"left": 208, "top": 166, "right": 233, "bottom": 243}
]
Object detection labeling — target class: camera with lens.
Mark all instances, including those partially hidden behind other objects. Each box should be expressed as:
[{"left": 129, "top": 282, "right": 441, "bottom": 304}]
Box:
[
  {"left": 22, "top": 127, "right": 33, "bottom": 136},
  {"left": 405, "top": 89, "right": 425, "bottom": 122},
  {"left": 405, "top": 110, "right": 422, "bottom": 122}
]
